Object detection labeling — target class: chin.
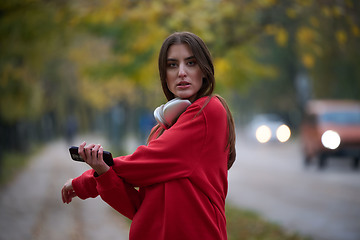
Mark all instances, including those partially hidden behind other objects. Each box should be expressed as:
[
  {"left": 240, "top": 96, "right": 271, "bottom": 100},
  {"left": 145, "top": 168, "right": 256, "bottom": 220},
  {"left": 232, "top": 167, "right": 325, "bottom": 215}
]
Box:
[{"left": 175, "top": 94, "right": 192, "bottom": 100}]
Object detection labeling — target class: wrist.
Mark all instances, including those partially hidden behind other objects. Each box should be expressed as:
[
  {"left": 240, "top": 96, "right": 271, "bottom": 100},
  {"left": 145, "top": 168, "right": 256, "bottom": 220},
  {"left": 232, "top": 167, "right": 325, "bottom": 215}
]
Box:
[{"left": 95, "top": 165, "right": 110, "bottom": 176}]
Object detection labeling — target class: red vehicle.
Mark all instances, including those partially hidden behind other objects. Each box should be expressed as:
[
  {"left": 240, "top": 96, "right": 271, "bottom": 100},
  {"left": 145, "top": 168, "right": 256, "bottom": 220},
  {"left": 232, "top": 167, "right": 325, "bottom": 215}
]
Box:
[{"left": 301, "top": 100, "right": 360, "bottom": 169}]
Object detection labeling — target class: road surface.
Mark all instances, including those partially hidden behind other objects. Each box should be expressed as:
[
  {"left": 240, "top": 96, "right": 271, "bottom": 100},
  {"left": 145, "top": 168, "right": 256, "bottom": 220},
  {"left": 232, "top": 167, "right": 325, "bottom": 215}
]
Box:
[
  {"left": 228, "top": 132, "right": 360, "bottom": 240},
  {"left": 0, "top": 136, "right": 129, "bottom": 240},
  {"left": 1, "top": 133, "right": 359, "bottom": 240}
]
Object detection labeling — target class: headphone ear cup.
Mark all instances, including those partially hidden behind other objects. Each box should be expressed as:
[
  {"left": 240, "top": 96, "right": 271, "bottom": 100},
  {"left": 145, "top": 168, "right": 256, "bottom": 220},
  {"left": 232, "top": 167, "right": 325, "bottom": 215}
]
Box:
[
  {"left": 154, "top": 104, "right": 169, "bottom": 129},
  {"left": 163, "top": 99, "right": 191, "bottom": 127},
  {"left": 154, "top": 98, "right": 191, "bottom": 130}
]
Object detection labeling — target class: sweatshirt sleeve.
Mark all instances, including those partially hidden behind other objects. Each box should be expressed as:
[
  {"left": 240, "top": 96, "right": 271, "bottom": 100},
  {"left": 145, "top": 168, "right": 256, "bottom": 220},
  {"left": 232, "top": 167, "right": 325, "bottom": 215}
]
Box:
[
  {"left": 72, "top": 169, "right": 99, "bottom": 199},
  {"left": 111, "top": 102, "right": 207, "bottom": 187},
  {"left": 95, "top": 168, "right": 142, "bottom": 220},
  {"left": 72, "top": 167, "right": 142, "bottom": 220}
]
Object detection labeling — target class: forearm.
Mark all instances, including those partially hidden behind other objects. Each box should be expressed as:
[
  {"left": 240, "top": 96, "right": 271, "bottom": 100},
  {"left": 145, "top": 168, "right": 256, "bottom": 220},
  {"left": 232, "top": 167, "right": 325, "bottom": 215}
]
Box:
[
  {"left": 72, "top": 169, "right": 99, "bottom": 199},
  {"left": 96, "top": 168, "right": 142, "bottom": 220}
]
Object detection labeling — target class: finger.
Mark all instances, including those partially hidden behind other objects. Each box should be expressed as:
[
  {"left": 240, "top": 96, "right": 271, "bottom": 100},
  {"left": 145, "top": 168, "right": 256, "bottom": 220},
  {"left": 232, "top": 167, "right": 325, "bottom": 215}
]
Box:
[
  {"left": 83, "top": 144, "right": 94, "bottom": 162},
  {"left": 79, "top": 142, "right": 87, "bottom": 161},
  {"left": 66, "top": 191, "right": 73, "bottom": 204},
  {"left": 65, "top": 190, "right": 70, "bottom": 204},
  {"left": 63, "top": 188, "right": 71, "bottom": 204},
  {"left": 85, "top": 144, "right": 96, "bottom": 160},
  {"left": 62, "top": 185, "right": 70, "bottom": 203},
  {"left": 92, "top": 144, "right": 101, "bottom": 159},
  {"left": 98, "top": 146, "right": 104, "bottom": 161},
  {"left": 62, "top": 179, "right": 73, "bottom": 203},
  {"left": 80, "top": 141, "right": 86, "bottom": 148},
  {"left": 62, "top": 183, "right": 69, "bottom": 203},
  {"left": 69, "top": 191, "right": 77, "bottom": 201},
  {"left": 65, "top": 187, "right": 76, "bottom": 203}
]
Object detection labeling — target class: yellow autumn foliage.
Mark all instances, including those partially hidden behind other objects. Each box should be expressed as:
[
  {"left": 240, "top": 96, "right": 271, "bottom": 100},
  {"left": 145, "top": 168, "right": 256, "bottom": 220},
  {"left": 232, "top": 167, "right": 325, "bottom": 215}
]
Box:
[
  {"left": 1, "top": 0, "right": 360, "bottom": 123},
  {"left": 301, "top": 54, "right": 315, "bottom": 68},
  {"left": 275, "top": 28, "right": 288, "bottom": 47},
  {"left": 336, "top": 30, "right": 347, "bottom": 45}
]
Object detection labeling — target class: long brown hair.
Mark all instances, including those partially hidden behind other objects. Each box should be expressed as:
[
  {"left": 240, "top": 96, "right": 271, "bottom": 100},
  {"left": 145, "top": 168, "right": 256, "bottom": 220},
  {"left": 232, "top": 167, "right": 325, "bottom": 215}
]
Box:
[{"left": 148, "top": 32, "right": 236, "bottom": 169}]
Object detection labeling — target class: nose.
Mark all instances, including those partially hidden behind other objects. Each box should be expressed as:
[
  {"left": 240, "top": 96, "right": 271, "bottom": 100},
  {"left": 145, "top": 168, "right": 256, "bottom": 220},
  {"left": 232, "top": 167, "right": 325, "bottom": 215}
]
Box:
[{"left": 178, "top": 64, "right": 187, "bottom": 78}]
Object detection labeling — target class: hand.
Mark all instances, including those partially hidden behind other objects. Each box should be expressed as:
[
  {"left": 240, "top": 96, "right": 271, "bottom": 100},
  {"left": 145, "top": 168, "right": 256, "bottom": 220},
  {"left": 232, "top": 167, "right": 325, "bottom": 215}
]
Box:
[
  {"left": 78, "top": 142, "right": 110, "bottom": 175},
  {"left": 62, "top": 179, "right": 77, "bottom": 204}
]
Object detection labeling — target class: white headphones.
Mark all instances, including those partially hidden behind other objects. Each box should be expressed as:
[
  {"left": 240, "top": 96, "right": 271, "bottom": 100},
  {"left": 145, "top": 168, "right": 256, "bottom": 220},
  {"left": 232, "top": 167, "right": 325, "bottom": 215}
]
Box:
[{"left": 154, "top": 98, "right": 191, "bottom": 129}]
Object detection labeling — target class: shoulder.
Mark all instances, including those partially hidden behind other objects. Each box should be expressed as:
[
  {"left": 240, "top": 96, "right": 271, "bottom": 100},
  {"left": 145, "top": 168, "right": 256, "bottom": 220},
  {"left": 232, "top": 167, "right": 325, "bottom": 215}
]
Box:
[
  {"left": 192, "top": 96, "right": 226, "bottom": 117},
  {"left": 174, "top": 96, "right": 226, "bottom": 129},
  {"left": 184, "top": 96, "right": 227, "bottom": 131}
]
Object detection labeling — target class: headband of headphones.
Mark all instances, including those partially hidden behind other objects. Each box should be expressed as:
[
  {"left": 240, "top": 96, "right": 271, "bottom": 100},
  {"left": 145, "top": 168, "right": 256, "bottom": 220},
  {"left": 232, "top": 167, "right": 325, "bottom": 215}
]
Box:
[{"left": 154, "top": 98, "right": 191, "bottom": 129}]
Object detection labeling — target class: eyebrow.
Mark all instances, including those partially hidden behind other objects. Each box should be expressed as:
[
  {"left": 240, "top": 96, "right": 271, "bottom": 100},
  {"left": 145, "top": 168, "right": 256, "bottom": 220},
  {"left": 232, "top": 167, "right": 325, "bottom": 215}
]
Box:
[{"left": 167, "top": 56, "right": 196, "bottom": 61}]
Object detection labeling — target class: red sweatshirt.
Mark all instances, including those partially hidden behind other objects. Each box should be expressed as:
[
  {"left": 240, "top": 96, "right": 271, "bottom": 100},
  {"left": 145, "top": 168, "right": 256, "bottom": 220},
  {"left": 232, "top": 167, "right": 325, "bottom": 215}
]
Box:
[{"left": 72, "top": 96, "right": 229, "bottom": 240}]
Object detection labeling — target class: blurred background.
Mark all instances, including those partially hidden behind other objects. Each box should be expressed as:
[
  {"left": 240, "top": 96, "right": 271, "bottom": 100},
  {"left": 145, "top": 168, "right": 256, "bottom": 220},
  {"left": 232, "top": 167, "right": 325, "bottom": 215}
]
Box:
[
  {"left": 1, "top": 0, "right": 360, "bottom": 240},
  {"left": 1, "top": 0, "right": 359, "bottom": 153}
]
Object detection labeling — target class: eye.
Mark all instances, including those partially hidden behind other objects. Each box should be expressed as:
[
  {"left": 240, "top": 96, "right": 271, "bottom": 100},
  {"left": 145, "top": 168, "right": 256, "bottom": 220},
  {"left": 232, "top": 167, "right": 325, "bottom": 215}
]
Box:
[
  {"left": 167, "top": 62, "right": 177, "bottom": 68},
  {"left": 187, "top": 59, "right": 197, "bottom": 66}
]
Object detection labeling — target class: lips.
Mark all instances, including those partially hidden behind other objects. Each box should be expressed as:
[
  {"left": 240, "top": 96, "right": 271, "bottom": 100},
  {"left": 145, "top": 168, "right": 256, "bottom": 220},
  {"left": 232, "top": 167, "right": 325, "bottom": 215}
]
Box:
[{"left": 177, "top": 81, "right": 190, "bottom": 87}]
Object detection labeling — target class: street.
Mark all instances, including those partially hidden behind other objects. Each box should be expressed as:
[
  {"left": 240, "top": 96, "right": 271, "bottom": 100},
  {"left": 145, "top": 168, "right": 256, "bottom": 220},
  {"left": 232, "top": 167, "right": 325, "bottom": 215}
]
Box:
[
  {"left": 1, "top": 133, "right": 359, "bottom": 240},
  {"left": 228, "top": 131, "right": 360, "bottom": 240},
  {"left": 0, "top": 136, "right": 129, "bottom": 240}
]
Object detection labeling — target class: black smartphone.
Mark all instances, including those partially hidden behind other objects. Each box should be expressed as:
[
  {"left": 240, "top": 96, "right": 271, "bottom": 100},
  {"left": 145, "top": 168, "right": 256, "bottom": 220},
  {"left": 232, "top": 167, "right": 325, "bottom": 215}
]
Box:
[{"left": 69, "top": 146, "right": 114, "bottom": 166}]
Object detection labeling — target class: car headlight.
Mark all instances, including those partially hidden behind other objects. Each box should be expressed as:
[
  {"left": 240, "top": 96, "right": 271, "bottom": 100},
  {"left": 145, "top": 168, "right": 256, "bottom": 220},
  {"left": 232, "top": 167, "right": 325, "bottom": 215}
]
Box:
[
  {"left": 255, "top": 125, "right": 272, "bottom": 143},
  {"left": 321, "top": 130, "right": 341, "bottom": 149},
  {"left": 276, "top": 124, "right": 291, "bottom": 143}
]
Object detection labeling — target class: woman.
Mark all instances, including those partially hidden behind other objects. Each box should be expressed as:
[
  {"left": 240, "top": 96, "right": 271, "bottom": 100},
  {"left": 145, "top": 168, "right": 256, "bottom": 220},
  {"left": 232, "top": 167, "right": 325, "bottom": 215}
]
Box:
[{"left": 62, "top": 32, "right": 236, "bottom": 240}]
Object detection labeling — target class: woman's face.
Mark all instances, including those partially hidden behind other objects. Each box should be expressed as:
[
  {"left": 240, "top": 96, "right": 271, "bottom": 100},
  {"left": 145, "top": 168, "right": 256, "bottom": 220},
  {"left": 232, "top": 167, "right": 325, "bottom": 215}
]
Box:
[{"left": 166, "top": 43, "right": 204, "bottom": 102}]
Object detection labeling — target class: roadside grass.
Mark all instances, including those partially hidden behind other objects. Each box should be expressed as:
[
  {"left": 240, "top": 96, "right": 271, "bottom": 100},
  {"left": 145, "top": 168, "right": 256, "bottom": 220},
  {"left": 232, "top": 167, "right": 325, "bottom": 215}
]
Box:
[
  {"left": 0, "top": 147, "right": 40, "bottom": 187},
  {"left": 226, "top": 204, "right": 311, "bottom": 240},
  {"left": 0, "top": 151, "right": 28, "bottom": 186}
]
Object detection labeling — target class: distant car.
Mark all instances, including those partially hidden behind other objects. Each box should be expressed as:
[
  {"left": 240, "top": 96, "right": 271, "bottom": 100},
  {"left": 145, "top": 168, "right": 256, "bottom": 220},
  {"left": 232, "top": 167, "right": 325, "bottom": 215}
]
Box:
[
  {"left": 247, "top": 114, "right": 291, "bottom": 144},
  {"left": 300, "top": 100, "right": 360, "bottom": 169}
]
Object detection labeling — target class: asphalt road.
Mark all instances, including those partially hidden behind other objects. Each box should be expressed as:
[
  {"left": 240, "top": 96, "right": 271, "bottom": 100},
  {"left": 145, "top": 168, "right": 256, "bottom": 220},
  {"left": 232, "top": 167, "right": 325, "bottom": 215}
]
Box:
[
  {"left": 228, "top": 132, "right": 360, "bottom": 240},
  {"left": 0, "top": 136, "right": 129, "bottom": 240},
  {"left": 1, "top": 133, "right": 359, "bottom": 240}
]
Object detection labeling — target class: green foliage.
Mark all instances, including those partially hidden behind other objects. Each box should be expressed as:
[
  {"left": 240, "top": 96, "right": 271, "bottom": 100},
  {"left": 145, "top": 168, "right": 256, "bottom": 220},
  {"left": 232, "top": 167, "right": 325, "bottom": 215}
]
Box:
[
  {"left": 0, "top": 0, "right": 72, "bottom": 122},
  {"left": 260, "top": 0, "right": 360, "bottom": 101},
  {"left": 1, "top": 0, "right": 359, "bottom": 125},
  {"left": 0, "top": 146, "right": 40, "bottom": 186}
]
